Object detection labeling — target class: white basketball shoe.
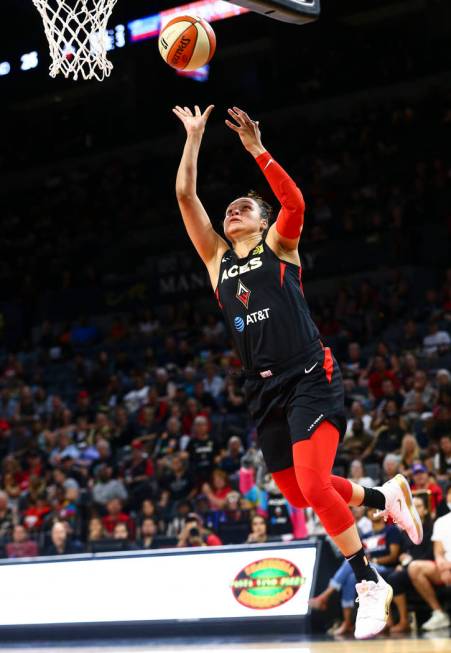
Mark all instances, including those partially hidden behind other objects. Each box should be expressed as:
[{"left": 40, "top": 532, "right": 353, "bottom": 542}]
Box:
[
  {"left": 354, "top": 570, "right": 393, "bottom": 640},
  {"left": 376, "top": 473, "right": 423, "bottom": 545}
]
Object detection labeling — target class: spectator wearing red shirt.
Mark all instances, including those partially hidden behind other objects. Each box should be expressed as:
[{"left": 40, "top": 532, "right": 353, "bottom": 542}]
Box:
[
  {"left": 23, "top": 494, "right": 51, "bottom": 531},
  {"left": 202, "top": 469, "right": 233, "bottom": 511},
  {"left": 411, "top": 464, "right": 443, "bottom": 516},
  {"left": 122, "top": 440, "right": 154, "bottom": 508},
  {"left": 368, "top": 355, "right": 401, "bottom": 400},
  {"left": 101, "top": 497, "right": 135, "bottom": 539},
  {"left": 6, "top": 524, "right": 39, "bottom": 558}
]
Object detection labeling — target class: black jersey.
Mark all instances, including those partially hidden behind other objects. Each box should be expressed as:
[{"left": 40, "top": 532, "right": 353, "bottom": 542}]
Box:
[{"left": 215, "top": 240, "right": 320, "bottom": 371}]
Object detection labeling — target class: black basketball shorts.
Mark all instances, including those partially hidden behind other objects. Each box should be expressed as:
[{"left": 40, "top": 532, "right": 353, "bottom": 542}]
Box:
[{"left": 243, "top": 339, "right": 346, "bottom": 473}]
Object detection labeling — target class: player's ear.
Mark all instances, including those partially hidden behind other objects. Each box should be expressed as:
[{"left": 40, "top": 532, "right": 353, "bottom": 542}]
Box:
[{"left": 260, "top": 218, "right": 268, "bottom": 233}]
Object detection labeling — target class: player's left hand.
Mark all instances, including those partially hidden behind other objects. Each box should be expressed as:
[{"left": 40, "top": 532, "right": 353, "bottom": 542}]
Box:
[{"left": 225, "top": 107, "right": 265, "bottom": 157}]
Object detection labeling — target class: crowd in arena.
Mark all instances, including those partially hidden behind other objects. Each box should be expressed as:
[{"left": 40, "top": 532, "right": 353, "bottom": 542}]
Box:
[
  {"left": 0, "top": 14, "right": 450, "bottom": 632},
  {"left": 0, "top": 273, "right": 450, "bottom": 631}
]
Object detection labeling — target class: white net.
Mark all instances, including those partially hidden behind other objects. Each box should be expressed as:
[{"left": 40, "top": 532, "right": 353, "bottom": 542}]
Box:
[{"left": 32, "top": 0, "right": 119, "bottom": 81}]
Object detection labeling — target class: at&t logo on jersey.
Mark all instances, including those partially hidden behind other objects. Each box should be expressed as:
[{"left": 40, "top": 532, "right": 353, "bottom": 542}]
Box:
[
  {"left": 221, "top": 257, "right": 262, "bottom": 283},
  {"left": 234, "top": 309, "right": 270, "bottom": 332}
]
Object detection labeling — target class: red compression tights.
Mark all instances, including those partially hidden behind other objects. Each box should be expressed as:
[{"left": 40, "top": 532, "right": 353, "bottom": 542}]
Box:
[{"left": 272, "top": 421, "right": 355, "bottom": 537}]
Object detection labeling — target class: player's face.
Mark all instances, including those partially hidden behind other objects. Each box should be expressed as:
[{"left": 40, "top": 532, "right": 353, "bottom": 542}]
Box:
[{"left": 224, "top": 197, "right": 267, "bottom": 241}]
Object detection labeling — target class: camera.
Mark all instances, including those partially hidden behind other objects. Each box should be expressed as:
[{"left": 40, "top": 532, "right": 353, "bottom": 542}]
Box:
[{"left": 189, "top": 527, "right": 200, "bottom": 537}]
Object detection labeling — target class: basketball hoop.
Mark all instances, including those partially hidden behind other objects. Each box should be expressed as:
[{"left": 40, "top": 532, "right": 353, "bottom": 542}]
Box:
[{"left": 32, "top": 0, "right": 119, "bottom": 81}]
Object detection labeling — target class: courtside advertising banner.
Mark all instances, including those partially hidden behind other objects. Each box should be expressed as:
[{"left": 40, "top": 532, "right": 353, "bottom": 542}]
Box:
[{"left": 0, "top": 543, "right": 317, "bottom": 625}]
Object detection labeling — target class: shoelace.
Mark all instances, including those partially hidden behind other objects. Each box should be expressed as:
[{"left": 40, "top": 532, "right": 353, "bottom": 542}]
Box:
[
  {"left": 355, "top": 583, "right": 380, "bottom": 618},
  {"left": 374, "top": 508, "right": 397, "bottom": 524}
]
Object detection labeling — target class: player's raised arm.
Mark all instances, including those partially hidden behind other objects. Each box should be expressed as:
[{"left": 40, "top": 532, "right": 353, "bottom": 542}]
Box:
[
  {"left": 173, "top": 105, "right": 228, "bottom": 271},
  {"left": 225, "top": 106, "right": 305, "bottom": 254}
]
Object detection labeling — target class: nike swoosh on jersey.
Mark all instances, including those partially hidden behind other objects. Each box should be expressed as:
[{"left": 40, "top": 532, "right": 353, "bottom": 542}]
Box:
[
  {"left": 263, "top": 158, "right": 274, "bottom": 170},
  {"left": 305, "top": 362, "right": 318, "bottom": 374}
]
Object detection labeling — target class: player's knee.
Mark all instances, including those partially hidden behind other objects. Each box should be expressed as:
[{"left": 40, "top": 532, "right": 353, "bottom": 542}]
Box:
[
  {"left": 272, "top": 470, "right": 308, "bottom": 508},
  {"left": 282, "top": 488, "right": 308, "bottom": 509},
  {"left": 295, "top": 468, "right": 328, "bottom": 507}
]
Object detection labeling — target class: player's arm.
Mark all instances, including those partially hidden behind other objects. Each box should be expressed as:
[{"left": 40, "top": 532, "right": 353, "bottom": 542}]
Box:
[
  {"left": 174, "top": 105, "right": 228, "bottom": 278},
  {"left": 225, "top": 107, "right": 304, "bottom": 257}
]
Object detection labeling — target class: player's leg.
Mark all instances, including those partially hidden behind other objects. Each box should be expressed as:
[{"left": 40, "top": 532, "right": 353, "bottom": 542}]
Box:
[
  {"left": 257, "top": 409, "right": 309, "bottom": 507},
  {"left": 291, "top": 420, "right": 392, "bottom": 639},
  {"left": 309, "top": 559, "right": 353, "bottom": 610}
]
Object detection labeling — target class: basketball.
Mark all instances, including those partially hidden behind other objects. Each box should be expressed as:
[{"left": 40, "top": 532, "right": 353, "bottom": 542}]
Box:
[{"left": 158, "top": 15, "right": 216, "bottom": 71}]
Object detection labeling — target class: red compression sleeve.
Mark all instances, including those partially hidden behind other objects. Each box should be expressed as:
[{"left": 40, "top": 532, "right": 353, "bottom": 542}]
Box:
[{"left": 255, "top": 151, "right": 305, "bottom": 239}]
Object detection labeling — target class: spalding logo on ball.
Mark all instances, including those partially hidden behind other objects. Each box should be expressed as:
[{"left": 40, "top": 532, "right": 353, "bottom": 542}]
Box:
[{"left": 158, "top": 15, "right": 216, "bottom": 71}]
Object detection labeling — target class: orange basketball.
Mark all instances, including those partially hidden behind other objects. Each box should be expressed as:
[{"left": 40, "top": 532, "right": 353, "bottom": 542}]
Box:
[{"left": 158, "top": 15, "right": 216, "bottom": 71}]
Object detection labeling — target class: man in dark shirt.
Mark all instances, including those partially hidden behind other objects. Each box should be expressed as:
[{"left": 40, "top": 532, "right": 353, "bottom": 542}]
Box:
[{"left": 185, "top": 416, "right": 217, "bottom": 485}]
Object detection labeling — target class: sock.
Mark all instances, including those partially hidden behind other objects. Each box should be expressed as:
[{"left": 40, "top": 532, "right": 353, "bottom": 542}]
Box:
[
  {"left": 362, "top": 487, "right": 386, "bottom": 510},
  {"left": 346, "top": 547, "right": 378, "bottom": 583}
]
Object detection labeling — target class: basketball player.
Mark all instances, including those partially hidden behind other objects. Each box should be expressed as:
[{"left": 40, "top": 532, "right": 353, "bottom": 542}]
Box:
[{"left": 173, "top": 104, "right": 422, "bottom": 639}]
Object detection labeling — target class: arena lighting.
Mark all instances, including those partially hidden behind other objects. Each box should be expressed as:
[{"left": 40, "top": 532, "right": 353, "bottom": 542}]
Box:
[
  {"left": 224, "top": 0, "right": 320, "bottom": 24},
  {"left": 128, "top": 1, "right": 249, "bottom": 42}
]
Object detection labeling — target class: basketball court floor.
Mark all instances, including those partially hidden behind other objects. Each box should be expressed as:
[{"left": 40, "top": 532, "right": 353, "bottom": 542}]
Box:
[{"left": 0, "top": 634, "right": 449, "bottom": 653}]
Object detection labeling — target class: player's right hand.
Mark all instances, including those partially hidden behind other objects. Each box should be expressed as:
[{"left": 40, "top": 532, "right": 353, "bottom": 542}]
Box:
[{"left": 173, "top": 104, "right": 214, "bottom": 135}]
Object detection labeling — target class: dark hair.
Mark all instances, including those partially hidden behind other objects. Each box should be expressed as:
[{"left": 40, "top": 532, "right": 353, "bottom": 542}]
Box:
[{"left": 247, "top": 191, "right": 273, "bottom": 234}]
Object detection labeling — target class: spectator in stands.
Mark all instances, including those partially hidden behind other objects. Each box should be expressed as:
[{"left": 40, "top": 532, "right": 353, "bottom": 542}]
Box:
[
  {"left": 86, "top": 517, "right": 106, "bottom": 551},
  {"left": 375, "top": 378, "right": 404, "bottom": 414},
  {"left": 0, "top": 490, "right": 14, "bottom": 541},
  {"left": 102, "top": 498, "right": 135, "bottom": 539},
  {"left": 341, "top": 418, "right": 375, "bottom": 461},
  {"left": 342, "top": 342, "right": 367, "bottom": 385},
  {"left": 402, "top": 371, "right": 436, "bottom": 425},
  {"left": 185, "top": 416, "right": 216, "bottom": 485},
  {"left": 348, "top": 460, "right": 377, "bottom": 488},
  {"left": 399, "top": 433, "right": 422, "bottom": 480},
  {"left": 136, "top": 517, "right": 158, "bottom": 549},
  {"left": 5, "top": 524, "right": 39, "bottom": 558},
  {"left": 122, "top": 439, "right": 154, "bottom": 508},
  {"left": 344, "top": 401, "right": 372, "bottom": 439},
  {"left": 408, "top": 510, "right": 451, "bottom": 630},
  {"left": 398, "top": 319, "right": 421, "bottom": 353},
  {"left": 436, "top": 485, "right": 451, "bottom": 518},
  {"left": 123, "top": 374, "right": 149, "bottom": 414},
  {"left": 410, "top": 464, "right": 443, "bottom": 516},
  {"left": 202, "top": 469, "right": 233, "bottom": 511},
  {"left": 43, "top": 521, "right": 83, "bottom": 556},
  {"left": 216, "top": 435, "right": 243, "bottom": 478},
  {"left": 166, "top": 499, "right": 192, "bottom": 538},
  {"left": 431, "top": 385, "right": 451, "bottom": 439},
  {"left": 367, "top": 355, "right": 400, "bottom": 401},
  {"left": 176, "top": 513, "right": 221, "bottom": 548},
  {"left": 372, "top": 404, "right": 408, "bottom": 460},
  {"left": 208, "top": 491, "right": 250, "bottom": 540},
  {"left": 202, "top": 362, "right": 224, "bottom": 400},
  {"left": 422, "top": 320, "right": 451, "bottom": 356},
  {"left": 433, "top": 434, "right": 451, "bottom": 481},
  {"left": 381, "top": 453, "right": 400, "bottom": 482},
  {"left": 159, "top": 453, "right": 195, "bottom": 503},
  {"left": 388, "top": 496, "right": 434, "bottom": 633},
  {"left": 436, "top": 369, "right": 451, "bottom": 389},
  {"left": 92, "top": 464, "right": 127, "bottom": 505},
  {"left": 113, "top": 522, "right": 136, "bottom": 550},
  {"left": 246, "top": 515, "right": 268, "bottom": 544}
]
